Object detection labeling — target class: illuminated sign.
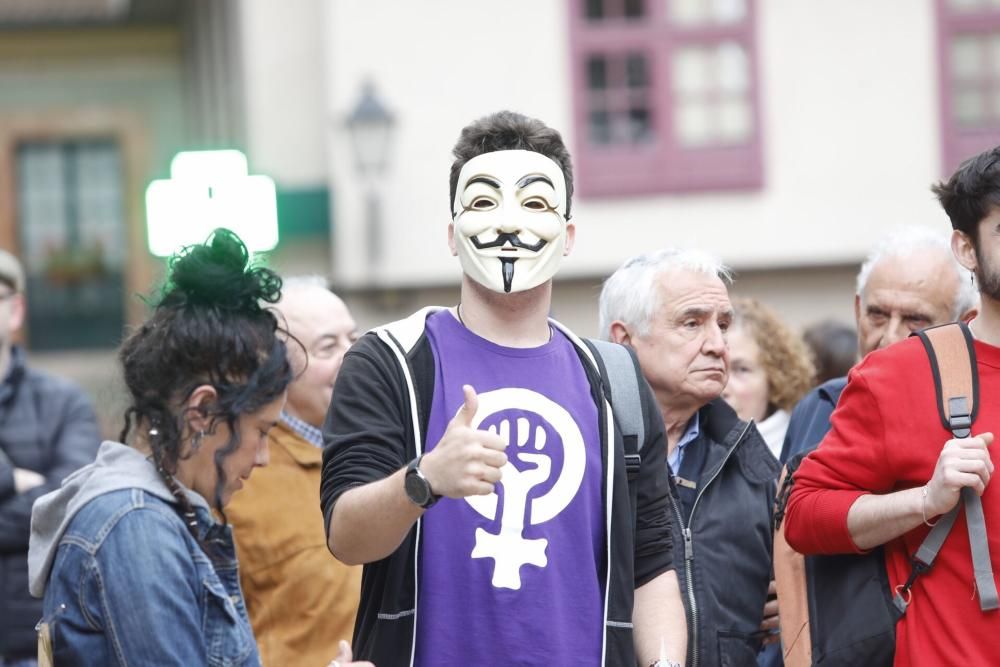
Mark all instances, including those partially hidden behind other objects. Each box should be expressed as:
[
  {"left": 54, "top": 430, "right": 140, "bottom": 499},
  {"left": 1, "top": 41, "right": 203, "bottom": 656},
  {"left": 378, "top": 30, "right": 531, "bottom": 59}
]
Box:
[{"left": 145, "top": 150, "right": 278, "bottom": 257}]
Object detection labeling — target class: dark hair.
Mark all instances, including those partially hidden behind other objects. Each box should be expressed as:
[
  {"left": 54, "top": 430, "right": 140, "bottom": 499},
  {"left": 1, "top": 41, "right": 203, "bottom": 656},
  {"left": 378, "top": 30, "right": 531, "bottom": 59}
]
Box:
[
  {"left": 931, "top": 145, "right": 1000, "bottom": 247},
  {"left": 803, "top": 320, "right": 858, "bottom": 385},
  {"left": 449, "top": 110, "right": 575, "bottom": 219},
  {"left": 118, "top": 228, "right": 293, "bottom": 541}
]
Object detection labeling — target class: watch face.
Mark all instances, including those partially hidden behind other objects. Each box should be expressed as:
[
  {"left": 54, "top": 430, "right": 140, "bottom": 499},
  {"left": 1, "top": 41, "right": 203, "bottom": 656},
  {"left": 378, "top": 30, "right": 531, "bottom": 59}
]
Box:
[{"left": 405, "top": 469, "right": 431, "bottom": 506}]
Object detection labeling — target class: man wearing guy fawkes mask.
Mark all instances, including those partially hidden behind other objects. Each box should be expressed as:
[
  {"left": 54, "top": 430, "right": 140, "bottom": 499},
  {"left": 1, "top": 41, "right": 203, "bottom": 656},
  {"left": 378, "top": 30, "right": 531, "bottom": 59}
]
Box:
[
  {"left": 320, "top": 111, "right": 686, "bottom": 667},
  {"left": 450, "top": 148, "right": 570, "bottom": 295}
]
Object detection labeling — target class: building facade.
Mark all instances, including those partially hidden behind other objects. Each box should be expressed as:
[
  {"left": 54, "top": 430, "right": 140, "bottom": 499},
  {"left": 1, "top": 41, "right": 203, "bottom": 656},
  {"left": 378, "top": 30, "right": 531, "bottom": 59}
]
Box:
[{"left": 3, "top": 0, "right": 1000, "bottom": 428}]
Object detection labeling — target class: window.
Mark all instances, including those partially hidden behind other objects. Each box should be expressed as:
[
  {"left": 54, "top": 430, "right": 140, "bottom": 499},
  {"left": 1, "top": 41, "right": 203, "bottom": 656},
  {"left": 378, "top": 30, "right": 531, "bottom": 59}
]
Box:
[
  {"left": 15, "top": 140, "right": 126, "bottom": 350},
  {"left": 569, "top": 0, "right": 762, "bottom": 196},
  {"left": 938, "top": 0, "right": 1000, "bottom": 173}
]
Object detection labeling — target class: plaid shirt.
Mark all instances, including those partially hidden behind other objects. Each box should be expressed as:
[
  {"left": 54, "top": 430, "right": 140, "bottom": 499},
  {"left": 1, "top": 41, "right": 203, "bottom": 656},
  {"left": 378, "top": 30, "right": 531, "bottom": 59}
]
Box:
[{"left": 280, "top": 410, "right": 324, "bottom": 448}]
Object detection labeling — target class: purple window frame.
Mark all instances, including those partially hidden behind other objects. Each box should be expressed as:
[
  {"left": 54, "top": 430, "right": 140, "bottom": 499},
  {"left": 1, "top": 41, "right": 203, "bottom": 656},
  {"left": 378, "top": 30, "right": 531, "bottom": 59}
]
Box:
[
  {"left": 937, "top": 0, "right": 1000, "bottom": 174},
  {"left": 568, "top": 0, "right": 763, "bottom": 198}
]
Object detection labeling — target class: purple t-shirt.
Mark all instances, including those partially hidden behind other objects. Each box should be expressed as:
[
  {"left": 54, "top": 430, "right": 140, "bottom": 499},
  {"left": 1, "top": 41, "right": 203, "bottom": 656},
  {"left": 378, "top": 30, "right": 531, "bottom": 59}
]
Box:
[{"left": 414, "top": 310, "right": 605, "bottom": 666}]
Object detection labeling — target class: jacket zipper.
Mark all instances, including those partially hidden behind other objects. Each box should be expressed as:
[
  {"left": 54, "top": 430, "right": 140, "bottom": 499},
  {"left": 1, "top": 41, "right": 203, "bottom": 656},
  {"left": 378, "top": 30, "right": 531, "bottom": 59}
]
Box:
[
  {"left": 668, "top": 495, "right": 698, "bottom": 667},
  {"left": 673, "top": 420, "right": 753, "bottom": 667}
]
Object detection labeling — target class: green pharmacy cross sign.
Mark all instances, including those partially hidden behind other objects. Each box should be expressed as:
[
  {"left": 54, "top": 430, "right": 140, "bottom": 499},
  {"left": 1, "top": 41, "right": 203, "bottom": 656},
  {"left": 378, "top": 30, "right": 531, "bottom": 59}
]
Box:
[{"left": 145, "top": 150, "right": 279, "bottom": 257}]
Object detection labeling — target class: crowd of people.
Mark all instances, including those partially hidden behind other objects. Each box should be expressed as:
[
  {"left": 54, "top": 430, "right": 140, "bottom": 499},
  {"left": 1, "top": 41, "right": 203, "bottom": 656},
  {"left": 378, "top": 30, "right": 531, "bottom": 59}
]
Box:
[{"left": 0, "top": 110, "right": 996, "bottom": 667}]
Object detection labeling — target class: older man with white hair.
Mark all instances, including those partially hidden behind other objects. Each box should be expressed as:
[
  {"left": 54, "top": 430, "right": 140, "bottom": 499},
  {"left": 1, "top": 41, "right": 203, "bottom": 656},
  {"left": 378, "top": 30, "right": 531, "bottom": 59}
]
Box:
[
  {"left": 781, "top": 226, "right": 979, "bottom": 463},
  {"left": 781, "top": 147, "right": 1000, "bottom": 667},
  {"left": 768, "top": 226, "right": 979, "bottom": 667},
  {"left": 226, "top": 276, "right": 364, "bottom": 667},
  {"left": 601, "top": 249, "right": 780, "bottom": 667}
]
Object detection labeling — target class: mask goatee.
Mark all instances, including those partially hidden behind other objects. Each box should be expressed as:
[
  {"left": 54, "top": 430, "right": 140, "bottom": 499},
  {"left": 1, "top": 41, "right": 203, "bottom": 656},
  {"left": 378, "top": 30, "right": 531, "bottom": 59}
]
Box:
[{"left": 501, "top": 258, "right": 516, "bottom": 293}]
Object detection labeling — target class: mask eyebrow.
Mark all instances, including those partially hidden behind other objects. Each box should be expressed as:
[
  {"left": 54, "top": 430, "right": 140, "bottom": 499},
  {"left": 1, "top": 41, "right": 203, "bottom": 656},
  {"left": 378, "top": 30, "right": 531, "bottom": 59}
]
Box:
[
  {"left": 516, "top": 174, "right": 554, "bottom": 190},
  {"left": 465, "top": 176, "right": 501, "bottom": 191}
]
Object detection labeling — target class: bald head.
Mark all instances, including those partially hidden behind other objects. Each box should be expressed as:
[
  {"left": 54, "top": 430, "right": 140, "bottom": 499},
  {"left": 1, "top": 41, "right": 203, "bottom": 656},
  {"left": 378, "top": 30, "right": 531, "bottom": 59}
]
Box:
[
  {"left": 855, "top": 232, "right": 977, "bottom": 357},
  {"left": 276, "top": 277, "right": 358, "bottom": 428}
]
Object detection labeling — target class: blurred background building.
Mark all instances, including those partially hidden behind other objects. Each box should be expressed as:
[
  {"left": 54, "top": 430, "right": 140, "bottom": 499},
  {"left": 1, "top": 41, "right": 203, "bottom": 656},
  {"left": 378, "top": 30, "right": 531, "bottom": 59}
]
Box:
[{"left": 1, "top": 0, "right": 998, "bottom": 433}]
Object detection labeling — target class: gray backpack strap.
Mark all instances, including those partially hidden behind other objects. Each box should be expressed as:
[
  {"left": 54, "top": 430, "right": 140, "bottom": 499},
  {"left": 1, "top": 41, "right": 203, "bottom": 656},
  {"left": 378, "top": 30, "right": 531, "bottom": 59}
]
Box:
[
  {"left": 898, "top": 322, "right": 999, "bottom": 613},
  {"left": 964, "top": 486, "right": 999, "bottom": 609},
  {"left": 586, "top": 339, "right": 643, "bottom": 482}
]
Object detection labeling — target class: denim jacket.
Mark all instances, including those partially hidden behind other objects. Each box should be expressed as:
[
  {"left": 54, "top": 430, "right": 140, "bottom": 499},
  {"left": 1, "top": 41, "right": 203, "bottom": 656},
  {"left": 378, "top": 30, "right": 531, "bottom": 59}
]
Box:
[{"left": 28, "top": 441, "right": 260, "bottom": 667}]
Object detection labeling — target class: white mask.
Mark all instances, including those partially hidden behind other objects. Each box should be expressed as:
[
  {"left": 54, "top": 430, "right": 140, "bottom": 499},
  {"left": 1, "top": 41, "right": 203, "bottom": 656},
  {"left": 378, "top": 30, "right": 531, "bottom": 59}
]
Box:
[{"left": 452, "top": 150, "right": 569, "bottom": 294}]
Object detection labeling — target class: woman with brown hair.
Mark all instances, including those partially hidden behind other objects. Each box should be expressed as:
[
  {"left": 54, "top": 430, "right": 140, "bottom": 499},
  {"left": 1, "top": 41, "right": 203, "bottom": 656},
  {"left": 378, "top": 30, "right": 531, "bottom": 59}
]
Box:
[{"left": 722, "top": 297, "right": 815, "bottom": 460}]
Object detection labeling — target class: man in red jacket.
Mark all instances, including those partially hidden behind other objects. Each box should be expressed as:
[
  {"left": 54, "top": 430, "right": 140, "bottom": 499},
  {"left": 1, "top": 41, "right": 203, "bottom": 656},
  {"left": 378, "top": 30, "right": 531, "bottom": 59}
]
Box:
[{"left": 784, "top": 146, "right": 1000, "bottom": 666}]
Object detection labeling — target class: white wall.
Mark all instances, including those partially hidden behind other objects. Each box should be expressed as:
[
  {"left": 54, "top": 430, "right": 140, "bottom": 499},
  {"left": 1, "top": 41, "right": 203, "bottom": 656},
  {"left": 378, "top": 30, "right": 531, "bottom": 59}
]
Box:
[
  {"left": 324, "top": 0, "right": 573, "bottom": 286},
  {"left": 324, "top": 0, "right": 950, "bottom": 289},
  {"left": 238, "top": 0, "right": 328, "bottom": 186}
]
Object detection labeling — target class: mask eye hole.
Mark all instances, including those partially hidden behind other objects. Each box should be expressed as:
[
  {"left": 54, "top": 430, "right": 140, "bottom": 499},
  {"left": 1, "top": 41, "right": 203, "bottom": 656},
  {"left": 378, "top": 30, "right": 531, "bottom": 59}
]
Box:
[
  {"left": 471, "top": 197, "right": 497, "bottom": 211},
  {"left": 522, "top": 198, "right": 548, "bottom": 211}
]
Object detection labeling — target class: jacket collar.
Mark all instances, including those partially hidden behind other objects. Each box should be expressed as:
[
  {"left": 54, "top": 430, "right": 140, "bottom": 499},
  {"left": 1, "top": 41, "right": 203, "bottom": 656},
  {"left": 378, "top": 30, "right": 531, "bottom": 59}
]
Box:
[
  {"left": 700, "top": 397, "right": 742, "bottom": 444},
  {"left": 817, "top": 376, "right": 848, "bottom": 405},
  {"left": 698, "top": 398, "right": 780, "bottom": 484},
  {"left": 272, "top": 421, "right": 323, "bottom": 467}
]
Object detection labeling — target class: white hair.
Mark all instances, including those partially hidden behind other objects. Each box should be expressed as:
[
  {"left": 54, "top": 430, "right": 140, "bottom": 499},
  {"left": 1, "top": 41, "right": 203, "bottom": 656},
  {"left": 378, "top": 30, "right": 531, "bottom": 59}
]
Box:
[
  {"left": 598, "top": 248, "right": 733, "bottom": 340},
  {"left": 855, "top": 227, "right": 976, "bottom": 319},
  {"left": 280, "top": 275, "right": 330, "bottom": 293}
]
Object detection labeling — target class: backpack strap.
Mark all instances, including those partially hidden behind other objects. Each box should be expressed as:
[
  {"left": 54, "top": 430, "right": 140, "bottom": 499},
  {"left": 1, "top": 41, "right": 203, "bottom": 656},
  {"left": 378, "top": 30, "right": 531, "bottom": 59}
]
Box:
[
  {"left": 917, "top": 322, "right": 978, "bottom": 435},
  {"left": 771, "top": 460, "right": 813, "bottom": 666},
  {"left": 898, "top": 322, "right": 999, "bottom": 613},
  {"left": 585, "top": 339, "right": 644, "bottom": 491}
]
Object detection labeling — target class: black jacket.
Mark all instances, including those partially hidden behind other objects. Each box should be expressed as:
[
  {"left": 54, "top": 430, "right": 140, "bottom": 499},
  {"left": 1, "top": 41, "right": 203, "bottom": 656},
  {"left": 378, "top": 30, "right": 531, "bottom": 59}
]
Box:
[
  {"left": 668, "top": 399, "right": 779, "bottom": 667},
  {"left": 0, "top": 347, "right": 100, "bottom": 660},
  {"left": 320, "top": 311, "right": 675, "bottom": 667},
  {"left": 778, "top": 377, "right": 847, "bottom": 464}
]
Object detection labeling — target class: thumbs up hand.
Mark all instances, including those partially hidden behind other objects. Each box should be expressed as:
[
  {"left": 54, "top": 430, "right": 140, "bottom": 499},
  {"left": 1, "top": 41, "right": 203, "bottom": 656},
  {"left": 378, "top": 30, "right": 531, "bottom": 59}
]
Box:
[{"left": 420, "top": 385, "right": 508, "bottom": 499}]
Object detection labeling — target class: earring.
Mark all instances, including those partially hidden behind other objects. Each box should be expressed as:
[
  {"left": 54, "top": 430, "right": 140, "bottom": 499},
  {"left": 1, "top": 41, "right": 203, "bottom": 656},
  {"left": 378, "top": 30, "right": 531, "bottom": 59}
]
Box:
[
  {"left": 191, "top": 430, "right": 205, "bottom": 452},
  {"left": 971, "top": 270, "right": 976, "bottom": 285}
]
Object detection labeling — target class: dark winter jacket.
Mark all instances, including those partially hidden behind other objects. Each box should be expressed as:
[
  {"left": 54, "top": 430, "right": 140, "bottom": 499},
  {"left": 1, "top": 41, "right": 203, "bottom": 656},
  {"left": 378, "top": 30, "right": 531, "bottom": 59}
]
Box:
[
  {"left": 668, "top": 398, "right": 780, "bottom": 667},
  {"left": 778, "top": 377, "right": 847, "bottom": 464},
  {"left": 0, "top": 347, "right": 100, "bottom": 660},
  {"left": 320, "top": 309, "right": 675, "bottom": 667}
]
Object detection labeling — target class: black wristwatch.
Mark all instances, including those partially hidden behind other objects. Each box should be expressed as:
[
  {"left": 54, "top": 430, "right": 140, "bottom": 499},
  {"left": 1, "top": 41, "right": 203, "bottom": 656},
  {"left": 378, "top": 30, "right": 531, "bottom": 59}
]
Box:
[{"left": 404, "top": 455, "right": 440, "bottom": 509}]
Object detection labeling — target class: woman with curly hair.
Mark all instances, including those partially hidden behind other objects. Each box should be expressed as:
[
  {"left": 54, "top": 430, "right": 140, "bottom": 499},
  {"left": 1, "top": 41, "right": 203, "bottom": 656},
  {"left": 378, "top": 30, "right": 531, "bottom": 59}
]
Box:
[
  {"left": 722, "top": 297, "right": 815, "bottom": 460},
  {"left": 25, "top": 229, "right": 368, "bottom": 666}
]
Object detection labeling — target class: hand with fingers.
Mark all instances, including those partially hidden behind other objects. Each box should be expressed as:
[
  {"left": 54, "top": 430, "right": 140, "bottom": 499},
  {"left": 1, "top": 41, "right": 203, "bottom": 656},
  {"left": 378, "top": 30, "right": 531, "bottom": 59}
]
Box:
[
  {"left": 923, "top": 432, "right": 995, "bottom": 519},
  {"left": 420, "top": 385, "right": 509, "bottom": 498},
  {"left": 759, "top": 579, "right": 780, "bottom": 646},
  {"left": 326, "top": 639, "right": 374, "bottom": 667},
  {"left": 13, "top": 467, "right": 45, "bottom": 494}
]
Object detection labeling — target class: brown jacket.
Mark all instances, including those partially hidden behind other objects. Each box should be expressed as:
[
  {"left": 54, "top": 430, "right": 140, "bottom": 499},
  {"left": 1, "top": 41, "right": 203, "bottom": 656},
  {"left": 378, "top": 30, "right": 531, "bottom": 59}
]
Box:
[{"left": 228, "top": 421, "right": 361, "bottom": 667}]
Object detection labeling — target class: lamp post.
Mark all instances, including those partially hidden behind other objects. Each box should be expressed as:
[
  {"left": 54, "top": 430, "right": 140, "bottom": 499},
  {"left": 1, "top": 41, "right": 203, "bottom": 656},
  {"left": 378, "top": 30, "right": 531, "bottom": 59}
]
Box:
[{"left": 346, "top": 81, "right": 395, "bottom": 274}]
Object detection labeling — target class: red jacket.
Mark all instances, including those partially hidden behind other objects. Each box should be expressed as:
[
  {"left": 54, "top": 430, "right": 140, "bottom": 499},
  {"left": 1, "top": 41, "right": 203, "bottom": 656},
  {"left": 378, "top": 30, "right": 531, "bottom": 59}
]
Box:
[{"left": 784, "top": 336, "right": 1000, "bottom": 666}]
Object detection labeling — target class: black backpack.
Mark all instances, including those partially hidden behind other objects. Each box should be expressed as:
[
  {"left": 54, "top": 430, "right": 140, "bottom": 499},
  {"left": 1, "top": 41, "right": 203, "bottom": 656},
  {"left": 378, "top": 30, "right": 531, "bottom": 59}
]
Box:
[{"left": 772, "top": 322, "right": 998, "bottom": 666}]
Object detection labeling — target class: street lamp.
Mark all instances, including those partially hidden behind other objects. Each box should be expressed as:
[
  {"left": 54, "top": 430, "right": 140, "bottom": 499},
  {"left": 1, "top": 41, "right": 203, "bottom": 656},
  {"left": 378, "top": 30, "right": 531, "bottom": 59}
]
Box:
[{"left": 346, "top": 81, "right": 395, "bottom": 271}]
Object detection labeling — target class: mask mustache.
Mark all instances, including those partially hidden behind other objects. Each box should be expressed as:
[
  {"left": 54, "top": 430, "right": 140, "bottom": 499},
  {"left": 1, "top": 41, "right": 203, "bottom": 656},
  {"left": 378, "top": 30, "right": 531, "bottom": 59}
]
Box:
[{"left": 471, "top": 232, "right": 547, "bottom": 252}]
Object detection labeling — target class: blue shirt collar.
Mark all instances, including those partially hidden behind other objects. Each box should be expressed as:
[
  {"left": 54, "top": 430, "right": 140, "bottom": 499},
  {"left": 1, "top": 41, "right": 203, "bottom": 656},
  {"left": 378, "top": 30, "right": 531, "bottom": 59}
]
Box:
[
  {"left": 280, "top": 410, "right": 324, "bottom": 448},
  {"left": 667, "top": 413, "right": 701, "bottom": 474}
]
